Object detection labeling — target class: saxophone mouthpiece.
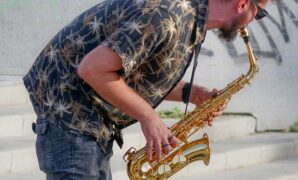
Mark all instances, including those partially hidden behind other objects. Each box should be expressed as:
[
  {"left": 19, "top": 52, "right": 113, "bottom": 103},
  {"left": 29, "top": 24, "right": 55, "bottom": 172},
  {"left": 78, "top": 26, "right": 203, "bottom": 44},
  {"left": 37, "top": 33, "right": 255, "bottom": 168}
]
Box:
[{"left": 239, "top": 27, "right": 250, "bottom": 43}]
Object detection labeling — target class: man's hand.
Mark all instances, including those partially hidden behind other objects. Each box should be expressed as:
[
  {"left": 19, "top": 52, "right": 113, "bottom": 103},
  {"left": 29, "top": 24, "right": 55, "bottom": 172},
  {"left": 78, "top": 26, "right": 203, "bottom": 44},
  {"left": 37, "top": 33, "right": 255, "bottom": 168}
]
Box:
[
  {"left": 164, "top": 81, "right": 227, "bottom": 126},
  {"left": 190, "top": 85, "right": 227, "bottom": 126},
  {"left": 139, "top": 115, "right": 179, "bottom": 161}
]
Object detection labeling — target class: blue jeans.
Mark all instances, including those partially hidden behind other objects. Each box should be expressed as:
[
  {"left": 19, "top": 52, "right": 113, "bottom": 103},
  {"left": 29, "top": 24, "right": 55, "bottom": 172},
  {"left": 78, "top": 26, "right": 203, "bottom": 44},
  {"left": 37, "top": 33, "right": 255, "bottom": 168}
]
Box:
[{"left": 33, "top": 119, "right": 114, "bottom": 180}]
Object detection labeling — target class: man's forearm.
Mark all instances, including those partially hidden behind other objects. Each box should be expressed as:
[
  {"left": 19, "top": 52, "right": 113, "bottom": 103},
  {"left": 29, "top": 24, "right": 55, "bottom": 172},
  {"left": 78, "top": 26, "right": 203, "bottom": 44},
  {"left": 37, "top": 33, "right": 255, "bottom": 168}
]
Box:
[
  {"left": 165, "top": 81, "right": 201, "bottom": 104},
  {"left": 164, "top": 81, "right": 185, "bottom": 102},
  {"left": 80, "top": 70, "right": 159, "bottom": 123}
]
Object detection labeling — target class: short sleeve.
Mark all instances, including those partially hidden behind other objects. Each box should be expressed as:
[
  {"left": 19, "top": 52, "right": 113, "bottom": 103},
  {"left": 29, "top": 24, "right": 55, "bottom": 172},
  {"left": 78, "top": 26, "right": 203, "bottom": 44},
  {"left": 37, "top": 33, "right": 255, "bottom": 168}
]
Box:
[{"left": 101, "top": 8, "right": 174, "bottom": 77}]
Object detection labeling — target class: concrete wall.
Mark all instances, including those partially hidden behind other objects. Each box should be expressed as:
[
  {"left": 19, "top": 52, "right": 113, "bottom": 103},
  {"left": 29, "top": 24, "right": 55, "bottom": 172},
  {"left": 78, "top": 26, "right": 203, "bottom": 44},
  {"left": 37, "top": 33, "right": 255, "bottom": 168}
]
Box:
[
  {"left": 0, "top": 0, "right": 99, "bottom": 74},
  {"left": 0, "top": 0, "right": 297, "bottom": 131}
]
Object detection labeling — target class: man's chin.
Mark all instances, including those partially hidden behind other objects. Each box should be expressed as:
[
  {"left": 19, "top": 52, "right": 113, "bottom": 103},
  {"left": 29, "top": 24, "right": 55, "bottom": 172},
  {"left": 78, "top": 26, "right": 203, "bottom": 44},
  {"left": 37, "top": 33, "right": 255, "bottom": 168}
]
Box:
[{"left": 217, "top": 27, "right": 239, "bottom": 42}]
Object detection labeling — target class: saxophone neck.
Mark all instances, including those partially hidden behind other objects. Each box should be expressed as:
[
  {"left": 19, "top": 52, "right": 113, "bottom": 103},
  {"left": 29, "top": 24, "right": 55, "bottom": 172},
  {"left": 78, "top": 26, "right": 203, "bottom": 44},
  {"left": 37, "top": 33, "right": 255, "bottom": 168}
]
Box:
[{"left": 239, "top": 28, "right": 259, "bottom": 81}]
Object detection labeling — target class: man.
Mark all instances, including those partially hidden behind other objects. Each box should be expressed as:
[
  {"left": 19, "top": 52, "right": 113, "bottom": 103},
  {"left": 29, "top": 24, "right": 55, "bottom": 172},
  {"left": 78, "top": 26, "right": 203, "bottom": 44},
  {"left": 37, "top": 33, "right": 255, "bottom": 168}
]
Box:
[{"left": 23, "top": 0, "right": 270, "bottom": 179}]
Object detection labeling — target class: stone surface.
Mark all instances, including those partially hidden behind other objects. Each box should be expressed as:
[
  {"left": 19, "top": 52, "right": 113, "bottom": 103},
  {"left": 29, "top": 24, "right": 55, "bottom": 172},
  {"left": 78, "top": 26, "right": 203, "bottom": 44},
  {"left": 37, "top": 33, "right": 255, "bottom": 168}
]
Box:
[
  {"left": 0, "top": 104, "right": 36, "bottom": 137},
  {"left": 187, "top": 156, "right": 298, "bottom": 180},
  {"left": 0, "top": 171, "right": 45, "bottom": 180},
  {"left": 0, "top": 83, "right": 30, "bottom": 106},
  {"left": 0, "top": 136, "right": 36, "bottom": 174}
]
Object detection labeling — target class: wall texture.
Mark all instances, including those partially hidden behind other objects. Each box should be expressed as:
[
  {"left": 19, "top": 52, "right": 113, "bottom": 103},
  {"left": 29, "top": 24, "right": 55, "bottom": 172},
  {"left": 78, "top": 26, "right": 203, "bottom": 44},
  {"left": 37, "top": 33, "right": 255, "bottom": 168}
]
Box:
[{"left": 0, "top": 0, "right": 297, "bottom": 131}]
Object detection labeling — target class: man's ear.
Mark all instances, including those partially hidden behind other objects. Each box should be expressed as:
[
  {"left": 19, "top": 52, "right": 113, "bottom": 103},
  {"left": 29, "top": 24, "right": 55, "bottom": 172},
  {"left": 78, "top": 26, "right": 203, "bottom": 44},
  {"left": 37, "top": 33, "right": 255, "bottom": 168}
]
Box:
[{"left": 236, "top": 0, "right": 251, "bottom": 13}]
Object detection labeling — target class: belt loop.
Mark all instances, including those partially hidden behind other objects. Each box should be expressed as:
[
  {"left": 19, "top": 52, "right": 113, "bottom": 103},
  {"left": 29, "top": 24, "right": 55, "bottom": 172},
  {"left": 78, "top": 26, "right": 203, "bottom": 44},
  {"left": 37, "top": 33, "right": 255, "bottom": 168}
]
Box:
[{"left": 32, "top": 119, "right": 49, "bottom": 135}]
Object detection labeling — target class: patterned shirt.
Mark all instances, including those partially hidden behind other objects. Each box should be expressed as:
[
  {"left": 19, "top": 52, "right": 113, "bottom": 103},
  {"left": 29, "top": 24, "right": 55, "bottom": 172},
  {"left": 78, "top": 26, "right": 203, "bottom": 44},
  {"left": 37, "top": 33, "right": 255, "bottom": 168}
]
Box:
[{"left": 23, "top": 0, "right": 209, "bottom": 150}]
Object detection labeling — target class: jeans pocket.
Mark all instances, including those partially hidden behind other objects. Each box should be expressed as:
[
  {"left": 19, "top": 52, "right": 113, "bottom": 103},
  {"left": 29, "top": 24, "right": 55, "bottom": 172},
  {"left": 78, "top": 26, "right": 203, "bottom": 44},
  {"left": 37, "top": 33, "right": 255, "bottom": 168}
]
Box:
[
  {"left": 35, "top": 122, "right": 73, "bottom": 173},
  {"left": 36, "top": 134, "right": 53, "bottom": 172}
]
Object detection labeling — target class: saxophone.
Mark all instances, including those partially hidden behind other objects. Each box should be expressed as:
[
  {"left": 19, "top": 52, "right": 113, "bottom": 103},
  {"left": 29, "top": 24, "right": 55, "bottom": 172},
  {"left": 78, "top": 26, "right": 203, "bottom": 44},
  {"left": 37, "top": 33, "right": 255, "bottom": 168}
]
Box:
[{"left": 123, "top": 28, "right": 259, "bottom": 180}]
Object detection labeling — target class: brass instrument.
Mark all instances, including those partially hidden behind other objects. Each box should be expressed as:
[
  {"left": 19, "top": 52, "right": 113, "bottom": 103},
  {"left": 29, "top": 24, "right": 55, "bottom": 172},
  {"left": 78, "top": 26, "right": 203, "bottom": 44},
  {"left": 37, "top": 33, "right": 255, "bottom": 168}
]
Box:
[{"left": 123, "top": 28, "right": 259, "bottom": 180}]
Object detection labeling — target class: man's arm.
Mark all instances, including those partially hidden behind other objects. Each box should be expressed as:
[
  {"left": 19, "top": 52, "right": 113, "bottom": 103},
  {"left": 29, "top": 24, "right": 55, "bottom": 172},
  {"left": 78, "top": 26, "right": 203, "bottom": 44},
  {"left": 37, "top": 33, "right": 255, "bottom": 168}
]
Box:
[
  {"left": 77, "top": 45, "right": 177, "bottom": 160},
  {"left": 164, "top": 81, "right": 186, "bottom": 102},
  {"left": 78, "top": 45, "right": 155, "bottom": 124}
]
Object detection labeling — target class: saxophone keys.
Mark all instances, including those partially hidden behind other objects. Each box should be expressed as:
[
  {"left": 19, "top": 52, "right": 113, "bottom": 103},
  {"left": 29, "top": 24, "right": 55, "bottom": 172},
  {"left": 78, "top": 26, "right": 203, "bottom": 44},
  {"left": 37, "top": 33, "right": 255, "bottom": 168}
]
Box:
[
  {"left": 141, "top": 161, "right": 153, "bottom": 173},
  {"left": 123, "top": 147, "right": 136, "bottom": 162},
  {"left": 172, "top": 154, "right": 187, "bottom": 165},
  {"left": 157, "top": 164, "right": 171, "bottom": 175}
]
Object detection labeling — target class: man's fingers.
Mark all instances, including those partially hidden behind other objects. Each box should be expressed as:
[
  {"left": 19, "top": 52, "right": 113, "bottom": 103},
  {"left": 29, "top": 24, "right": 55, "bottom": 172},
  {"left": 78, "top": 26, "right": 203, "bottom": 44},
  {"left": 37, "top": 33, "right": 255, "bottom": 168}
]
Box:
[
  {"left": 221, "top": 104, "right": 227, "bottom": 110},
  {"left": 162, "top": 133, "right": 175, "bottom": 154},
  {"left": 212, "top": 88, "right": 218, "bottom": 97},
  {"left": 212, "top": 111, "right": 223, "bottom": 116},
  {"left": 154, "top": 141, "right": 162, "bottom": 161},
  {"left": 208, "top": 117, "right": 213, "bottom": 126},
  {"left": 219, "top": 104, "right": 227, "bottom": 112},
  {"left": 168, "top": 135, "right": 179, "bottom": 148},
  {"left": 146, "top": 141, "right": 153, "bottom": 161},
  {"left": 161, "top": 142, "right": 172, "bottom": 155}
]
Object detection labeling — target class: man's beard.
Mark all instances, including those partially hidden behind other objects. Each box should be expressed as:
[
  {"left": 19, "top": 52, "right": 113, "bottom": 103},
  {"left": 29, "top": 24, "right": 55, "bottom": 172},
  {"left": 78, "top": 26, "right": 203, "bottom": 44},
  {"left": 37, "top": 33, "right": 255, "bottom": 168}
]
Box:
[
  {"left": 217, "top": 25, "right": 239, "bottom": 42},
  {"left": 217, "top": 15, "right": 245, "bottom": 42}
]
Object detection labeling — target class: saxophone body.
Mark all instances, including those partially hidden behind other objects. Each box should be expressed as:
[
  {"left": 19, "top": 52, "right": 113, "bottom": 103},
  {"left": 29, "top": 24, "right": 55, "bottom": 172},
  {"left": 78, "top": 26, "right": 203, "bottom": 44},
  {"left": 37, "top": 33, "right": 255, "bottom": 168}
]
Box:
[{"left": 123, "top": 28, "right": 259, "bottom": 180}]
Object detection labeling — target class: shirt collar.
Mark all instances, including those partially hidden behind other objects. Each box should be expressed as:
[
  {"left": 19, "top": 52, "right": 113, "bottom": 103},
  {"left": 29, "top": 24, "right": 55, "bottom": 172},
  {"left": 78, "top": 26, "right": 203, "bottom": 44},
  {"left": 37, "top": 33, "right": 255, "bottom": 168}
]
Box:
[{"left": 192, "top": 0, "right": 209, "bottom": 44}]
